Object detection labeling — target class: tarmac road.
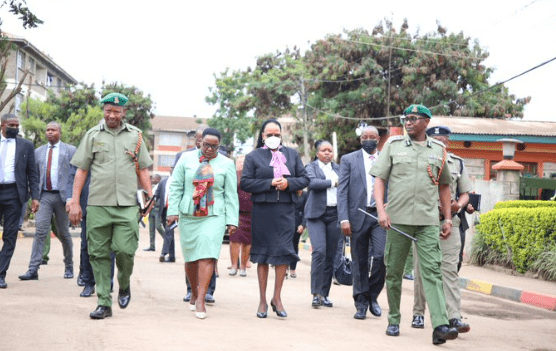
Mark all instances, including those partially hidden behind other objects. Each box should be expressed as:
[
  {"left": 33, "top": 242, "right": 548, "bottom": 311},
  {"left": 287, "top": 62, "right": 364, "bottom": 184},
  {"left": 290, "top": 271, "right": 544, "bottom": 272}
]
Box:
[{"left": 1, "top": 226, "right": 555, "bottom": 351}]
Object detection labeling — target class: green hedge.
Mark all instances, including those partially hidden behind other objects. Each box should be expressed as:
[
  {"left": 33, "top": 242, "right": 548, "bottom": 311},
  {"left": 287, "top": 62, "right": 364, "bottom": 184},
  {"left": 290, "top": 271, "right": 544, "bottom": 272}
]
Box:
[
  {"left": 474, "top": 207, "right": 556, "bottom": 273},
  {"left": 494, "top": 200, "right": 556, "bottom": 209}
]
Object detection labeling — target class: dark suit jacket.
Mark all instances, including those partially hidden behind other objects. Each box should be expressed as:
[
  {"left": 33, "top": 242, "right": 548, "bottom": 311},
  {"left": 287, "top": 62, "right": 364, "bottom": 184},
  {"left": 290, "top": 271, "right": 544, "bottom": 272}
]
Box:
[
  {"left": 240, "top": 146, "right": 309, "bottom": 203},
  {"left": 304, "top": 160, "right": 340, "bottom": 220},
  {"left": 13, "top": 137, "right": 40, "bottom": 205},
  {"left": 155, "top": 177, "right": 168, "bottom": 215},
  {"left": 294, "top": 191, "right": 308, "bottom": 227},
  {"left": 35, "top": 141, "right": 76, "bottom": 201},
  {"left": 337, "top": 149, "right": 386, "bottom": 233}
]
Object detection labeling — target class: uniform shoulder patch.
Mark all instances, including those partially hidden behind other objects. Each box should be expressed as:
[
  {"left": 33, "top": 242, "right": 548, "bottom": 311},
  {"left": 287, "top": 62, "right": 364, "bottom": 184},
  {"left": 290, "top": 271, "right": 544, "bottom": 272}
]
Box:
[
  {"left": 450, "top": 153, "right": 463, "bottom": 161},
  {"left": 126, "top": 124, "right": 142, "bottom": 133},
  {"left": 387, "top": 135, "right": 404, "bottom": 143},
  {"left": 430, "top": 138, "right": 446, "bottom": 147},
  {"left": 85, "top": 124, "right": 102, "bottom": 135}
]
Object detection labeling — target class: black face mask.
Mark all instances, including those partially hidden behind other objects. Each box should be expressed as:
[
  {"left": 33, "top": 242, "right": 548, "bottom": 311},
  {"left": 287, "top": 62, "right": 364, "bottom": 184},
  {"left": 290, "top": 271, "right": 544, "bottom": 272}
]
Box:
[
  {"left": 361, "top": 140, "right": 377, "bottom": 154},
  {"left": 5, "top": 127, "right": 19, "bottom": 138}
]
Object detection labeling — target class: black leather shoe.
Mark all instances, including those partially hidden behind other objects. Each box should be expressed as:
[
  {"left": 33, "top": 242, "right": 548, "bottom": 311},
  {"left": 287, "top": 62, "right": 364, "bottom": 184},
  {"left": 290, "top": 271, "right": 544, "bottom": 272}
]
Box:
[
  {"left": 159, "top": 255, "right": 166, "bottom": 262},
  {"left": 449, "top": 318, "right": 470, "bottom": 333},
  {"left": 432, "top": 325, "right": 458, "bottom": 345},
  {"left": 64, "top": 267, "right": 74, "bottom": 279},
  {"left": 18, "top": 270, "right": 38, "bottom": 281},
  {"left": 143, "top": 247, "right": 155, "bottom": 251},
  {"left": 386, "top": 324, "right": 400, "bottom": 336},
  {"left": 77, "top": 274, "right": 85, "bottom": 286},
  {"left": 0, "top": 277, "right": 7, "bottom": 289},
  {"left": 118, "top": 288, "right": 131, "bottom": 309},
  {"left": 312, "top": 295, "right": 321, "bottom": 308},
  {"left": 256, "top": 305, "right": 268, "bottom": 318},
  {"left": 354, "top": 307, "right": 367, "bottom": 320},
  {"left": 321, "top": 297, "right": 333, "bottom": 308},
  {"left": 369, "top": 300, "right": 382, "bottom": 317},
  {"left": 412, "top": 315, "right": 425, "bottom": 328},
  {"left": 270, "top": 300, "right": 287, "bottom": 318},
  {"left": 205, "top": 293, "right": 215, "bottom": 304},
  {"left": 40, "top": 259, "right": 48, "bottom": 265},
  {"left": 183, "top": 292, "right": 192, "bottom": 302},
  {"left": 90, "top": 305, "right": 112, "bottom": 319},
  {"left": 165, "top": 257, "right": 176, "bottom": 262},
  {"left": 80, "top": 285, "right": 95, "bottom": 297},
  {"left": 403, "top": 273, "right": 415, "bottom": 280}
]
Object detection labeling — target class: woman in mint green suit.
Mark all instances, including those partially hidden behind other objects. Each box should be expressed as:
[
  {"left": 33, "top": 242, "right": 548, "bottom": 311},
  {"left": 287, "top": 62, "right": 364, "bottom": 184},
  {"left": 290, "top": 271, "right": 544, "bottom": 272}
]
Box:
[{"left": 167, "top": 128, "right": 239, "bottom": 319}]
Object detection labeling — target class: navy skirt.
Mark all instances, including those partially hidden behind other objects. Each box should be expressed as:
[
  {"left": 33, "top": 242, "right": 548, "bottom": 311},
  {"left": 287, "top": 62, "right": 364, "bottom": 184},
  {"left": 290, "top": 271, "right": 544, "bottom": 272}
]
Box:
[{"left": 250, "top": 202, "right": 300, "bottom": 265}]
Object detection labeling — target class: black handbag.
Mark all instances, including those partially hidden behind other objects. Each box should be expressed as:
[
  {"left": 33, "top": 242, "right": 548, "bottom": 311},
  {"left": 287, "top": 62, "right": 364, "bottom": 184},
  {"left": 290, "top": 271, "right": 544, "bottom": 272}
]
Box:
[{"left": 334, "top": 237, "right": 353, "bottom": 286}]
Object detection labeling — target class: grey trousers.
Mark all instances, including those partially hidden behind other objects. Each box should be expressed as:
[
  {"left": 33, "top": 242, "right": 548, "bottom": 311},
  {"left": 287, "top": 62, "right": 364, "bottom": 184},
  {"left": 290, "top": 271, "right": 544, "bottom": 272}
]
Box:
[
  {"left": 307, "top": 206, "right": 341, "bottom": 297},
  {"left": 29, "top": 191, "right": 73, "bottom": 271}
]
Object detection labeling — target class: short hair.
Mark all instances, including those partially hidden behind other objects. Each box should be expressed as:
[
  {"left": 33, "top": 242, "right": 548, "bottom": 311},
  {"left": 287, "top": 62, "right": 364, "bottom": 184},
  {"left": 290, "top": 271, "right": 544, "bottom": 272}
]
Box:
[
  {"left": 315, "top": 139, "right": 332, "bottom": 152},
  {"left": 47, "top": 121, "right": 62, "bottom": 132},
  {"left": 1, "top": 113, "right": 18, "bottom": 125},
  {"left": 153, "top": 174, "right": 161, "bottom": 180},
  {"left": 202, "top": 127, "right": 221, "bottom": 141},
  {"left": 196, "top": 124, "right": 208, "bottom": 135},
  {"left": 360, "top": 125, "right": 379, "bottom": 136}
]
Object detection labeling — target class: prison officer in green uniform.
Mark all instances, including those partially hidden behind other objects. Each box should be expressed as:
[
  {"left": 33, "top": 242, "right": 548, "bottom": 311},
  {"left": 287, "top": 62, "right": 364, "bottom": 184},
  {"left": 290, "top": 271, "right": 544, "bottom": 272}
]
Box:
[
  {"left": 370, "top": 104, "right": 459, "bottom": 345},
  {"left": 68, "top": 92, "right": 153, "bottom": 320},
  {"left": 412, "top": 125, "right": 471, "bottom": 333}
]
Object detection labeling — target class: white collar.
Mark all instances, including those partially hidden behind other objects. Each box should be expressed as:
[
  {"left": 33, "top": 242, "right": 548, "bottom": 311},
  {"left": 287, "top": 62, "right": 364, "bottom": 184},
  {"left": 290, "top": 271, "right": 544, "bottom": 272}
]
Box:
[
  {"left": 361, "top": 148, "right": 378, "bottom": 158},
  {"left": 48, "top": 141, "right": 61, "bottom": 148},
  {"left": 318, "top": 159, "right": 332, "bottom": 170}
]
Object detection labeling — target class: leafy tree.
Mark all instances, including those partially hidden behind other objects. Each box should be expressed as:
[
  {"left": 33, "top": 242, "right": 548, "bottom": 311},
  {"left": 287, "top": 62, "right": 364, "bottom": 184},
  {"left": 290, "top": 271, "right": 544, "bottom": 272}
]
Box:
[
  {"left": 0, "top": 0, "right": 43, "bottom": 29},
  {"left": 44, "top": 82, "right": 98, "bottom": 122},
  {"left": 0, "top": 36, "right": 28, "bottom": 113}
]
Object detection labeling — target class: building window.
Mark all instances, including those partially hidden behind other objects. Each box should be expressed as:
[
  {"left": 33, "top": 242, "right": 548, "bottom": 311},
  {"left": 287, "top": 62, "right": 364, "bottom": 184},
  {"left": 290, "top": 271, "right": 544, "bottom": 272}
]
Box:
[
  {"left": 17, "top": 51, "right": 25, "bottom": 70},
  {"left": 15, "top": 94, "right": 23, "bottom": 112},
  {"left": 158, "top": 133, "right": 182, "bottom": 146},
  {"left": 158, "top": 155, "right": 175, "bottom": 167},
  {"left": 28, "top": 57, "right": 35, "bottom": 74},
  {"left": 46, "top": 73, "right": 53, "bottom": 87}
]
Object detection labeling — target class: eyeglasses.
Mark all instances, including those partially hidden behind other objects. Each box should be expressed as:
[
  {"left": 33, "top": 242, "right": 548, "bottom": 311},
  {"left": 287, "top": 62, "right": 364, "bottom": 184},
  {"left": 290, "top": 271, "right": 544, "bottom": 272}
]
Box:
[
  {"left": 400, "top": 116, "right": 426, "bottom": 124},
  {"left": 202, "top": 142, "right": 220, "bottom": 150}
]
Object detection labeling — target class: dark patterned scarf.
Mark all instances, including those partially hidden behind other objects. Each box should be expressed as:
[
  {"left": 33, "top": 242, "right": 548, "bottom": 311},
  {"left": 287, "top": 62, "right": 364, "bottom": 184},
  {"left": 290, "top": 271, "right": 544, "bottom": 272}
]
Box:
[{"left": 192, "top": 155, "right": 214, "bottom": 217}]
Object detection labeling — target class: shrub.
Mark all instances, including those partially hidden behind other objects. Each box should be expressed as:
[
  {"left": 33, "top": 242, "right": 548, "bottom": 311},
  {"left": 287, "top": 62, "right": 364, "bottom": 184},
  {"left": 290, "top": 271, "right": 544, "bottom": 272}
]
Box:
[
  {"left": 494, "top": 200, "right": 556, "bottom": 210},
  {"left": 531, "top": 248, "right": 556, "bottom": 281},
  {"left": 474, "top": 207, "right": 556, "bottom": 274}
]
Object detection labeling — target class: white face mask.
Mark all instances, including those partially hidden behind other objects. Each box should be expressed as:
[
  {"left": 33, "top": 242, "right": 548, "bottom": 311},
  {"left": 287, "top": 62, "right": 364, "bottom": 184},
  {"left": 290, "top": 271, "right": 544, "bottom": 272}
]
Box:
[{"left": 264, "top": 136, "right": 281, "bottom": 149}]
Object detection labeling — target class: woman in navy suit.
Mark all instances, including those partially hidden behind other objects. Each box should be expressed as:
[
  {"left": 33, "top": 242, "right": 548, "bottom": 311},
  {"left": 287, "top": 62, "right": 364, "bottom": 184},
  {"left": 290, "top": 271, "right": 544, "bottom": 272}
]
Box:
[
  {"left": 240, "top": 119, "right": 309, "bottom": 318},
  {"left": 305, "top": 140, "right": 341, "bottom": 308}
]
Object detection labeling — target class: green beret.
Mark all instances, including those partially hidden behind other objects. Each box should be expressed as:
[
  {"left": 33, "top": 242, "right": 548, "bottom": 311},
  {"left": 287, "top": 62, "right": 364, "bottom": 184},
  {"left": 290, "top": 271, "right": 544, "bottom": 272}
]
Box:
[
  {"left": 403, "top": 104, "right": 432, "bottom": 118},
  {"left": 101, "top": 92, "right": 128, "bottom": 106}
]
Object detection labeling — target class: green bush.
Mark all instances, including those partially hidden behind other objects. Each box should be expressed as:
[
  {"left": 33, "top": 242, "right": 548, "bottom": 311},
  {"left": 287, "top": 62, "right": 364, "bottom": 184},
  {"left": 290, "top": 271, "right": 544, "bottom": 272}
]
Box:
[
  {"left": 474, "top": 207, "right": 556, "bottom": 274},
  {"left": 494, "top": 200, "right": 556, "bottom": 210}
]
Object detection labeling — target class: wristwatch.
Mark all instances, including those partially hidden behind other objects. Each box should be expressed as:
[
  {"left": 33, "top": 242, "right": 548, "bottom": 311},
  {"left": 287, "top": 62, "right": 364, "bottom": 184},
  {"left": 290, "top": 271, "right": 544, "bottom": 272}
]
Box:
[{"left": 445, "top": 219, "right": 453, "bottom": 225}]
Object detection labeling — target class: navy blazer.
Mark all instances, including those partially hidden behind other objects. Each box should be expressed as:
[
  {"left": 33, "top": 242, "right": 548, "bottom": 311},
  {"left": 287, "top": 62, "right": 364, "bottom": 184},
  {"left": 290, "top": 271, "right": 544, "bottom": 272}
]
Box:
[
  {"left": 240, "top": 146, "right": 309, "bottom": 203},
  {"left": 337, "top": 149, "right": 386, "bottom": 232},
  {"left": 12, "top": 137, "right": 40, "bottom": 205},
  {"left": 304, "top": 160, "right": 340, "bottom": 220},
  {"left": 155, "top": 177, "right": 168, "bottom": 215}
]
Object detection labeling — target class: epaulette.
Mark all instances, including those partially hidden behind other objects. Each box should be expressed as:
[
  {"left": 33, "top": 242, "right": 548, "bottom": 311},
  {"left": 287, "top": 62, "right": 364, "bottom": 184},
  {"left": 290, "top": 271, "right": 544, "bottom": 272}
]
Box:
[
  {"left": 126, "top": 123, "right": 142, "bottom": 133},
  {"left": 85, "top": 124, "right": 103, "bottom": 135},
  {"left": 430, "top": 138, "right": 446, "bottom": 147},
  {"left": 387, "top": 135, "right": 404, "bottom": 143},
  {"left": 450, "top": 153, "right": 463, "bottom": 161}
]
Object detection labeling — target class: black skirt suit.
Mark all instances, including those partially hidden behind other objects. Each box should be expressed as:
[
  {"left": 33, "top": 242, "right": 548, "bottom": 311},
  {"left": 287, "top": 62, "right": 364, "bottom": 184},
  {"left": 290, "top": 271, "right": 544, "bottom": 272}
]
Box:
[{"left": 240, "top": 147, "right": 309, "bottom": 265}]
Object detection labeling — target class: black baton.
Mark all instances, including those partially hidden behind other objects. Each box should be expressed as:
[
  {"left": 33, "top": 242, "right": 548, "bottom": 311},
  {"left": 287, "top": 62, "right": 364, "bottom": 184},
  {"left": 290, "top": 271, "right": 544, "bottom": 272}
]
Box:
[
  {"left": 357, "top": 208, "right": 417, "bottom": 242},
  {"left": 138, "top": 195, "right": 157, "bottom": 224}
]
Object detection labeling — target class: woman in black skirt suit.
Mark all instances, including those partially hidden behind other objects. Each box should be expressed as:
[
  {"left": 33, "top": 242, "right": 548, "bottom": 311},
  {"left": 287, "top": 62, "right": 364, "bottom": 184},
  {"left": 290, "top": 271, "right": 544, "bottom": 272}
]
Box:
[{"left": 240, "top": 119, "right": 309, "bottom": 318}]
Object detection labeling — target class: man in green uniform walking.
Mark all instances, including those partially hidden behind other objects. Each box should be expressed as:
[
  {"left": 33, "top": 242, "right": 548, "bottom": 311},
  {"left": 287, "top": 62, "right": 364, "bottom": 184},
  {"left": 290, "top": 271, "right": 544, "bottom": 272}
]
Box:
[
  {"left": 68, "top": 92, "right": 153, "bottom": 319},
  {"left": 370, "top": 104, "right": 459, "bottom": 345},
  {"left": 412, "top": 125, "right": 472, "bottom": 333}
]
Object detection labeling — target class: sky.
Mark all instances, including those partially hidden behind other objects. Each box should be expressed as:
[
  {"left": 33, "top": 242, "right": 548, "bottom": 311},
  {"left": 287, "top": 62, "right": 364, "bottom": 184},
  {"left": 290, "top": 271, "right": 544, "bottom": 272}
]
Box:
[{"left": 2, "top": 0, "right": 555, "bottom": 121}]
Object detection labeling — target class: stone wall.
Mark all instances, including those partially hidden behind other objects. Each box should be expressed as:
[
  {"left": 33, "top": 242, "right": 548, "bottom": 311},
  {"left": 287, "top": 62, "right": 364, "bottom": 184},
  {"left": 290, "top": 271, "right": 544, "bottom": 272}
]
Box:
[{"left": 463, "top": 157, "right": 486, "bottom": 180}]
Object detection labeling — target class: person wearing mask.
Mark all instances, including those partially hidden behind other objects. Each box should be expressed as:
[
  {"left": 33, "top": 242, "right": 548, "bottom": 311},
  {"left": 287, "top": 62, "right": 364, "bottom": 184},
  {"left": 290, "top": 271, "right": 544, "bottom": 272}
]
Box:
[
  {"left": 337, "top": 126, "right": 387, "bottom": 320},
  {"left": 240, "top": 119, "right": 309, "bottom": 318}
]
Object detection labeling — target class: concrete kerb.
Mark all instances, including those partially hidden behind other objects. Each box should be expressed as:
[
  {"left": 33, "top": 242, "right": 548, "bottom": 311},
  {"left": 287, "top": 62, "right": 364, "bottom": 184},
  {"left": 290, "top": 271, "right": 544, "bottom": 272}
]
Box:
[{"left": 300, "top": 242, "right": 556, "bottom": 312}]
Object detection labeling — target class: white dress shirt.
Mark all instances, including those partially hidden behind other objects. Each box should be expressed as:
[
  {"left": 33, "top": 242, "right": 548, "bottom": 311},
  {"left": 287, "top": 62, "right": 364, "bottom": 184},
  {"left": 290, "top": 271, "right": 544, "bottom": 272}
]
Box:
[
  {"left": 44, "top": 141, "right": 61, "bottom": 190},
  {"left": 361, "top": 148, "right": 379, "bottom": 206},
  {"left": 317, "top": 160, "right": 338, "bottom": 207},
  {"left": 0, "top": 135, "right": 16, "bottom": 184}
]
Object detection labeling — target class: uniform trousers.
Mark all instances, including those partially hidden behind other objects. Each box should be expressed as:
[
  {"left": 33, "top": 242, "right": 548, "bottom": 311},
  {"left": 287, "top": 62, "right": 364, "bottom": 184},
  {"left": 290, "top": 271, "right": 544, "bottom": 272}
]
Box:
[
  {"left": 0, "top": 184, "right": 22, "bottom": 279},
  {"left": 351, "top": 211, "right": 386, "bottom": 309},
  {"left": 413, "top": 217, "right": 462, "bottom": 319},
  {"left": 87, "top": 206, "right": 139, "bottom": 307},
  {"left": 148, "top": 206, "right": 165, "bottom": 249},
  {"left": 29, "top": 191, "right": 73, "bottom": 271},
  {"left": 307, "top": 206, "right": 341, "bottom": 297},
  {"left": 385, "top": 224, "right": 448, "bottom": 328}
]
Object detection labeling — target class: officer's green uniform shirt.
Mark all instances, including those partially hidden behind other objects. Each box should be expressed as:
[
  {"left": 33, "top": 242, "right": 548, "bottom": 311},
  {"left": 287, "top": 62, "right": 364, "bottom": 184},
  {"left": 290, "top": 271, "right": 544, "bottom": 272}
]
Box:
[
  {"left": 446, "top": 153, "right": 472, "bottom": 201},
  {"left": 370, "top": 134, "right": 451, "bottom": 226},
  {"left": 71, "top": 122, "right": 153, "bottom": 206}
]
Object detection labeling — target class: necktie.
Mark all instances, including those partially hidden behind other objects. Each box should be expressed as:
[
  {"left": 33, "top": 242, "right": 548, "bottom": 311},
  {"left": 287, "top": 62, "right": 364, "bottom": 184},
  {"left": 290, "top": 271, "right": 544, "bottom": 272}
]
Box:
[
  {"left": 0, "top": 140, "right": 9, "bottom": 182},
  {"left": 46, "top": 145, "right": 53, "bottom": 190}
]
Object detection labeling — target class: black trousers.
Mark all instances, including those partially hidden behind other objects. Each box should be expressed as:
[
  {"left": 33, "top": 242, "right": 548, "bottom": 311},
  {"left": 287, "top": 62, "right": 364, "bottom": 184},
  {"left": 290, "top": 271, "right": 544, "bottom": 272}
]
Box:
[
  {"left": 0, "top": 185, "right": 22, "bottom": 279},
  {"left": 160, "top": 209, "right": 175, "bottom": 259},
  {"left": 351, "top": 210, "right": 387, "bottom": 309},
  {"left": 290, "top": 231, "right": 302, "bottom": 270}
]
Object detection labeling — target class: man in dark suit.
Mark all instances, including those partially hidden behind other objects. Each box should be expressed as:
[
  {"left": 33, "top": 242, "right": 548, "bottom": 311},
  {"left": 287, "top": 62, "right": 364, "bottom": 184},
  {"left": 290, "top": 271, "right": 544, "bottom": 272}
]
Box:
[
  {"left": 337, "top": 126, "right": 387, "bottom": 320},
  {"left": 19, "top": 122, "right": 76, "bottom": 281},
  {"left": 0, "top": 114, "right": 40, "bottom": 289},
  {"left": 157, "top": 170, "right": 175, "bottom": 263}
]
